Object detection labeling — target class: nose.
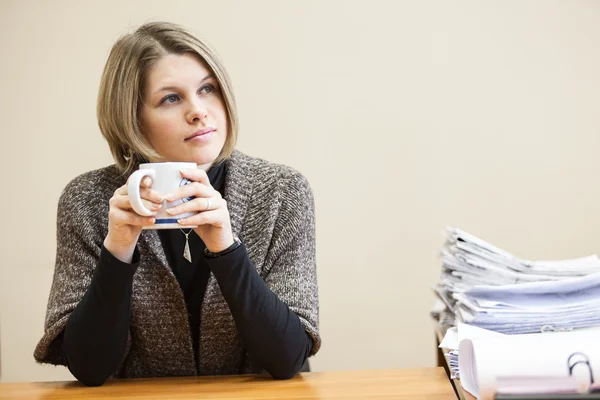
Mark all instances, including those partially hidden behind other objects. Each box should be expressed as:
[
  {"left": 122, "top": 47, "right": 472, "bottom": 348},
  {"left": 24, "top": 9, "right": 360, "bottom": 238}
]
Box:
[{"left": 186, "top": 99, "right": 208, "bottom": 123}]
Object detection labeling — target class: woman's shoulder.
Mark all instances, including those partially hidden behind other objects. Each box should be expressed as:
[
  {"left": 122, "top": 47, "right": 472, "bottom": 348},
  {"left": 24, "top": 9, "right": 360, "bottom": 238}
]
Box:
[
  {"left": 229, "top": 150, "right": 312, "bottom": 194},
  {"left": 227, "top": 151, "right": 314, "bottom": 232},
  {"left": 59, "top": 164, "right": 125, "bottom": 213}
]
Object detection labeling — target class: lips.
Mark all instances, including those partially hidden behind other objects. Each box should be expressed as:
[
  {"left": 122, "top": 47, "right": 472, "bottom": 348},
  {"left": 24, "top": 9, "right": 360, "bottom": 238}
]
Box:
[{"left": 186, "top": 127, "right": 215, "bottom": 140}]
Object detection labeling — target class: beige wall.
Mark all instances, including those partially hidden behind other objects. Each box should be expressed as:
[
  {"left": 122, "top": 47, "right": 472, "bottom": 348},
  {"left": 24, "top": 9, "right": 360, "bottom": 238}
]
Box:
[{"left": 2, "top": 0, "right": 600, "bottom": 382}]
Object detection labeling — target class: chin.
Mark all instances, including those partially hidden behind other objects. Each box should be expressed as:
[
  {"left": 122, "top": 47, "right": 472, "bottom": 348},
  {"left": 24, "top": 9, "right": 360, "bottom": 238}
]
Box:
[{"left": 191, "top": 149, "right": 221, "bottom": 166}]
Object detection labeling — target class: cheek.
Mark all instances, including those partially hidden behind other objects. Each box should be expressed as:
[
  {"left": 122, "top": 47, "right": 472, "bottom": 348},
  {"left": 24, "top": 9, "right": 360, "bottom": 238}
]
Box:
[
  {"left": 145, "top": 114, "right": 180, "bottom": 143},
  {"left": 219, "top": 113, "right": 228, "bottom": 132},
  {"left": 214, "top": 103, "right": 228, "bottom": 132}
]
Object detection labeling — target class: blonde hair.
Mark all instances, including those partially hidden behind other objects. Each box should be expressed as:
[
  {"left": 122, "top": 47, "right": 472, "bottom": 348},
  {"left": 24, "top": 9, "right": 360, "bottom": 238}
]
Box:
[{"left": 97, "top": 21, "right": 238, "bottom": 175}]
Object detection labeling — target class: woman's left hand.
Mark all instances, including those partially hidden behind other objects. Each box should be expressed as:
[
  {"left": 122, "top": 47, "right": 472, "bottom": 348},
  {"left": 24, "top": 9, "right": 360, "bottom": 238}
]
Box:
[{"left": 165, "top": 168, "right": 234, "bottom": 253}]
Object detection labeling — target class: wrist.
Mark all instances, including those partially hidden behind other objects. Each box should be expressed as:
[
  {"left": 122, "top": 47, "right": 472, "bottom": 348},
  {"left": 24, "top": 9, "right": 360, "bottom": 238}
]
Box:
[
  {"left": 205, "top": 236, "right": 241, "bottom": 259},
  {"left": 205, "top": 232, "right": 235, "bottom": 253},
  {"left": 104, "top": 235, "right": 137, "bottom": 264}
]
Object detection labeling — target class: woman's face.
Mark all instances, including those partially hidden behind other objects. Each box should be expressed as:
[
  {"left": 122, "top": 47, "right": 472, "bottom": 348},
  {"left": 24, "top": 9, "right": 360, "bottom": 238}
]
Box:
[{"left": 141, "top": 53, "right": 228, "bottom": 169}]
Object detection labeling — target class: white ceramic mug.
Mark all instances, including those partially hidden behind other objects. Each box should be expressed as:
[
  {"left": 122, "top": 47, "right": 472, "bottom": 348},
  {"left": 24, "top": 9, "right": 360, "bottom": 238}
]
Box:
[{"left": 127, "top": 162, "right": 198, "bottom": 229}]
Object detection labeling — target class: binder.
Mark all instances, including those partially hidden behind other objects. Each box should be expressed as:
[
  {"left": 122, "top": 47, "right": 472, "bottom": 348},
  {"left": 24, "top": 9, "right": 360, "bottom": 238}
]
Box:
[{"left": 494, "top": 352, "right": 600, "bottom": 400}]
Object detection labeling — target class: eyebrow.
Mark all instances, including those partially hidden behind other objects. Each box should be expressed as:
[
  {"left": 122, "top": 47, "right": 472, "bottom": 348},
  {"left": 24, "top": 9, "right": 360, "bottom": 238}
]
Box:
[{"left": 153, "top": 74, "right": 216, "bottom": 95}]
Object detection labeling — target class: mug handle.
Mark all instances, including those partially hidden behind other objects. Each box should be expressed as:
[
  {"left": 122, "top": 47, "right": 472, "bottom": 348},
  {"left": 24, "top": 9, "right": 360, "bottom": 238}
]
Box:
[{"left": 127, "top": 169, "right": 157, "bottom": 216}]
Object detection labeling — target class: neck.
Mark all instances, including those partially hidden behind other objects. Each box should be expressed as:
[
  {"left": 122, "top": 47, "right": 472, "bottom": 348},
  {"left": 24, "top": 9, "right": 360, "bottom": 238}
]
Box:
[{"left": 197, "top": 161, "right": 213, "bottom": 172}]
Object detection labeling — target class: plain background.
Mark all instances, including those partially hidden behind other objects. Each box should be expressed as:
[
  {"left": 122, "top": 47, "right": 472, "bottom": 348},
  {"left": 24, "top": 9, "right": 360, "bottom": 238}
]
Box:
[{"left": 1, "top": 0, "right": 600, "bottom": 382}]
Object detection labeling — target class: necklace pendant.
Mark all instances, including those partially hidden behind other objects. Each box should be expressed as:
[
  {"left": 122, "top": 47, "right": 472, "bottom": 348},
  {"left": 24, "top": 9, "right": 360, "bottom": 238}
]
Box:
[{"left": 183, "top": 238, "right": 192, "bottom": 263}]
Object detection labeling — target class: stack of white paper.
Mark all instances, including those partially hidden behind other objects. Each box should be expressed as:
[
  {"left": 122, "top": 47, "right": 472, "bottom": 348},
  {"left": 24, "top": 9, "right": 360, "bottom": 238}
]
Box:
[
  {"left": 434, "top": 227, "right": 600, "bottom": 324},
  {"left": 434, "top": 229, "right": 600, "bottom": 398},
  {"left": 454, "top": 271, "right": 600, "bottom": 334}
]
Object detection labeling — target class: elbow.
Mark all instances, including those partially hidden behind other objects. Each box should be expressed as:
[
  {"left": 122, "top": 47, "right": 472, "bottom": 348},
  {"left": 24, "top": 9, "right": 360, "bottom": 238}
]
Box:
[
  {"left": 267, "top": 359, "right": 304, "bottom": 380},
  {"left": 270, "top": 369, "right": 298, "bottom": 380},
  {"left": 65, "top": 354, "right": 110, "bottom": 387},
  {"left": 265, "top": 346, "right": 310, "bottom": 380},
  {"left": 77, "top": 375, "right": 108, "bottom": 387},
  {"left": 68, "top": 365, "right": 109, "bottom": 387}
]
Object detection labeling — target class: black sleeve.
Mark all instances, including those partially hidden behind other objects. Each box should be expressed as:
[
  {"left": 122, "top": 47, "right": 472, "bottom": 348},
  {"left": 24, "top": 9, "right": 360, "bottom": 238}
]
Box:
[
  {"left": 207, "top": 243, "right": 313, "bottom": 380},
  {"left": 62, "top": 245, "right": 139, "bottom": 386}
]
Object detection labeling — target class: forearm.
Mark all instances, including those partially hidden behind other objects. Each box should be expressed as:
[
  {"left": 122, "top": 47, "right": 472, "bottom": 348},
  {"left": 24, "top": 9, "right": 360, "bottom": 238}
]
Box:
[
  {"left": 63, "top": 246, "right": 138, "bottom": 386},
  {"left": 207, "top": 244, "right": 313, "bottom": 379}
]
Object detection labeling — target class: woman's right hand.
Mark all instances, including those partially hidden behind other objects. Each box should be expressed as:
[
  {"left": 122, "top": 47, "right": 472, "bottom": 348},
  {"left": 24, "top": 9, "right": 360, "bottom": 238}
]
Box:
[{"left": 103, "top": 176, "right": 164, "bottom": 263}]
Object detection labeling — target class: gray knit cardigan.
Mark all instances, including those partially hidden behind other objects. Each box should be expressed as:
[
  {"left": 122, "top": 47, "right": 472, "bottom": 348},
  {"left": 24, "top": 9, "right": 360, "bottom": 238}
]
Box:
[{"left": 34, "top": 150, "right": 320, "bottom": 378}]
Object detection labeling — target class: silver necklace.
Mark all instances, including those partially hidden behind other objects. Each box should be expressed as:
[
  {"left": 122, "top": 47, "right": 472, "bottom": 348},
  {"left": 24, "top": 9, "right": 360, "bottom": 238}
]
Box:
[{"left": 180, "top": 228, "right": 194, "bottom": 263}]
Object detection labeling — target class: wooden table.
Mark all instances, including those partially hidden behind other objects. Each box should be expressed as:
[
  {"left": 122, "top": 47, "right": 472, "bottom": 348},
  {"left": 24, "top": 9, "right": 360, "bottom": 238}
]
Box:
[{"left": 0, "top": 368, "right": 457, "bottom": 399}]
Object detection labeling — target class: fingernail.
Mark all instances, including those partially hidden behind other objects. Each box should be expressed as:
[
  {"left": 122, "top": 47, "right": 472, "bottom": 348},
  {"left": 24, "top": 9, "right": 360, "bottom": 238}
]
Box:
[
  {"left": 166, "top": 208, "right": 175, "bottom": 214},
  {"left": 152, "top": 203, "right": 161, "bottom": 210},
  {"left": 165, "top": 193, "right": 175, "bottom": 201}
]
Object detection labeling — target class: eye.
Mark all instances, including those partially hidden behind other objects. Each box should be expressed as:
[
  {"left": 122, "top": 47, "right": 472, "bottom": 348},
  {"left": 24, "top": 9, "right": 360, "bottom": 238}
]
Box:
[
  {"left": 199, "top": 84, "right": 215, "bottom": 94},
  {"left": 161, "top": 94, "right": 180, "bottom": 105}
]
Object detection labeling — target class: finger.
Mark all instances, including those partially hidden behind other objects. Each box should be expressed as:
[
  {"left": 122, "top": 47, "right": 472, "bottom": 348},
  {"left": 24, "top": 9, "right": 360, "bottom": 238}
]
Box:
[
  {"left": 166, "top": 197, "right": 223, "bottom": 216},
  {"left": 111, "top": 193, "right": 162, "bottom": 212},
  {"left": 141, "top": 176, "right": 153, "bottom": 188},
  {"left": 114, "top": 184, "right": 128, "bottom": 196},
  {"left": 139, "top": 187, "right": 164, "bottom": 205},
  {"left": 164, "top": 181, "right": 216, "bottom": 202},
  {"left": 109, "top": 208, "right": 156, "bottom": 227},
  {"left": 177, "top": 209, "right": 226, "bottom": 227},
  {"left": 180, "top": 168, "right": 210, "bottom": 186},
  {"left": 114, "top": 176, "right": 154, "bottom": 197}
]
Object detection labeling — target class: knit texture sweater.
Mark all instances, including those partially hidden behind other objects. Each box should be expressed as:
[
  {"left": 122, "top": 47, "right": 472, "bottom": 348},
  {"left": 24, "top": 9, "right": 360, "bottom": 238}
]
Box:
[{"left": 34, "top": 150, "right": 320, "bottom": 378}]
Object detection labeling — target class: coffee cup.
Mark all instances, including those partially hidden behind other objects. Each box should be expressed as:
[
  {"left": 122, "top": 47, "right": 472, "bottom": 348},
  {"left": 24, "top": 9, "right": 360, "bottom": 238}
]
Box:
[{"left": 127, "top": 162, "right": 198, "bottom": 229}]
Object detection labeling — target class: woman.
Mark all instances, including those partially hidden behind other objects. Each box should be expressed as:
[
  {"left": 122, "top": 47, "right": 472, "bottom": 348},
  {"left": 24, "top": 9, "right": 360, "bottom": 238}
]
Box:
[{"left": 34, "top": 21, "right": 320, "bottom": 386}]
